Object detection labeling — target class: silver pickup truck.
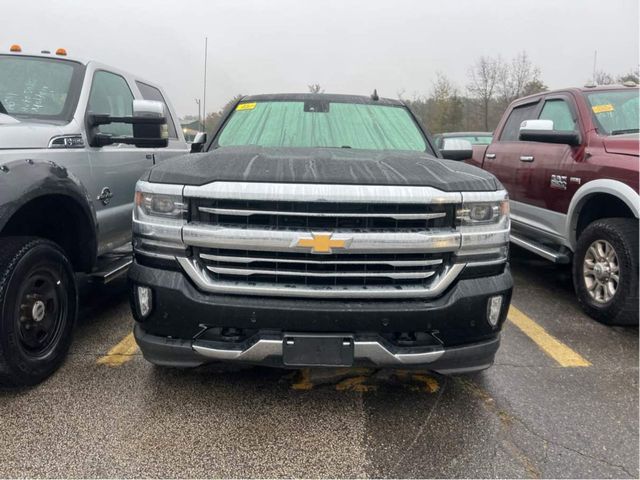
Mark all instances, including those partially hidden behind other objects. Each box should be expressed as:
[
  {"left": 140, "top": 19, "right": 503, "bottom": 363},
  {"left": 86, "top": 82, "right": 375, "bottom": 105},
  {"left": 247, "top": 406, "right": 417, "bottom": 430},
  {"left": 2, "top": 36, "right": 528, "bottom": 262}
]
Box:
[{"left": 0, "top": 46, "right": 189, "bottom": 386}]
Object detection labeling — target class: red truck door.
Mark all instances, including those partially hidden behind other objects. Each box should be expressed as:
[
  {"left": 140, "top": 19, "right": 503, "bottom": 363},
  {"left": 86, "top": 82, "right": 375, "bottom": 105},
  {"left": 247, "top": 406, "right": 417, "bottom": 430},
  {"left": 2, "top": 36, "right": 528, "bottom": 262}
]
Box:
[
  {"left": 518, "top": 94, "right": 584, "bottom": 214},
  {"left": 481, "top": 100, "right": 542, "bottom": 203}
]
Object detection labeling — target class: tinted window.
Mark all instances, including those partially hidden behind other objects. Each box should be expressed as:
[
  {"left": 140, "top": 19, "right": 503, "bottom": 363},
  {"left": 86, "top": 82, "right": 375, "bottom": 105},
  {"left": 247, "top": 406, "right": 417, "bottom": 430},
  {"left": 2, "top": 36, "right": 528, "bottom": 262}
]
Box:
[
  {"left": 0, "top": 55, "right": 84, "bottom": 122},
  {"left": 499, "top": 103, "right": 539, "bottom": 141},
  {"left": 539, "top": 99, "right": 576, "bottom": 131},
  {"left": 88, "top": 71, "right": 133, "bottom": 137},
  {"left": 136, "top": 81, "right": 178, "bottom": 139},
  {"left": 216, "top": 100, "right": 429, "bottom": 152}
]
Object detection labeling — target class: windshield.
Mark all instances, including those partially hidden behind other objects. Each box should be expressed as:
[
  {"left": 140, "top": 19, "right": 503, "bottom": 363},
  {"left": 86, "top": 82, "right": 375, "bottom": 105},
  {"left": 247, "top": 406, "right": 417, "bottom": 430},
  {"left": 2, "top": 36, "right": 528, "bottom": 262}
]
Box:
[
  {"left": 0, "top": 55, "right": 84, "bottom": 122},
  {"left": 215, "top": 100, "right": 429, "bottom": 152},
  {"left": 586, "top": 90, "right": 639, "bottom": 135}
]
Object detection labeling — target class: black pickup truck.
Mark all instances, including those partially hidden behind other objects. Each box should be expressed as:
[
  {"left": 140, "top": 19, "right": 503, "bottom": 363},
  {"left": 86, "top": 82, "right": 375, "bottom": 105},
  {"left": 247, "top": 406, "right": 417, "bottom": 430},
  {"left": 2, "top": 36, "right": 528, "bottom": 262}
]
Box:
[{"left": 128, "top": 93, "right": 512, "bottom": 373}]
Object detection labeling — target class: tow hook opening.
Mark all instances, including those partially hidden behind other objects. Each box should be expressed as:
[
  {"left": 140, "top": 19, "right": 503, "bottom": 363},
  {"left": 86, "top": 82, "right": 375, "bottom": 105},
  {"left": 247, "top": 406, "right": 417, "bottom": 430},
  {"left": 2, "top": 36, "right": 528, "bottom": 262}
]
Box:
[
  {"left": 381, "top": 331, "right": 443, "bottom": 348},
  {"left": 196, "top": 326, "right": 258, "bottom": 343}
]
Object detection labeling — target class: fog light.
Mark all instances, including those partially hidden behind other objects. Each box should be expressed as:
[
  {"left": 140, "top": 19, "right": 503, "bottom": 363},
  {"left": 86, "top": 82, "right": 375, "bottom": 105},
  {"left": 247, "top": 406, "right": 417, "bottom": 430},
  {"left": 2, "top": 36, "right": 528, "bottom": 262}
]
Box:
[
  {"left": 137, "top": 286, "right": 152, "bottom": 318},
  {"left": 487, "top": 295, "right": 503, "bottom": 326}
]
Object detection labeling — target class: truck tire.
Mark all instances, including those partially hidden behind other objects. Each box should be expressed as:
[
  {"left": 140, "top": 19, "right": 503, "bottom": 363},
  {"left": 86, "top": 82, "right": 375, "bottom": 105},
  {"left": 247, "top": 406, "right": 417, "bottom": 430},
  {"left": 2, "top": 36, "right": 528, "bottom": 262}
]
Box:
[
  {"left": 0, "top": 237, "right": 77, "bottom": 387},
  {"left": 572, "top": 218, "right": 639, "bottom": 325}
]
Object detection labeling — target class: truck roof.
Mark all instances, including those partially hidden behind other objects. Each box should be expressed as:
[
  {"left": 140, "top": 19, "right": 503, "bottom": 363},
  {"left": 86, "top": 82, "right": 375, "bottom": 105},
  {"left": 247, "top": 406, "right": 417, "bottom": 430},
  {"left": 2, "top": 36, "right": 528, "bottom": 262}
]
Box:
[
  {"left": 2, "top": 49, "right": 164, "bottom": 92},
  {"left": 516, "top": 84, "right": 639, "bottom": 103},
  {"left": 577, "top": 84, "right": 639, "bottom": 92},
  {"left": 3, "top": 48, "right": 89, "bottom": 65},
  {"left": 242, "top": 92, "right": 405, "bottom": 106}
]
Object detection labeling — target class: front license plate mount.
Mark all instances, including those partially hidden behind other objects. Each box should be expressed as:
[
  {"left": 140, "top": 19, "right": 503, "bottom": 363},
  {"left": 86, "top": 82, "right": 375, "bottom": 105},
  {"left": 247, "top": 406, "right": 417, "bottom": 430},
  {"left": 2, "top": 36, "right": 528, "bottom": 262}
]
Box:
[{"left": 282, "top": 333, "right": 354, "bottom": 367}]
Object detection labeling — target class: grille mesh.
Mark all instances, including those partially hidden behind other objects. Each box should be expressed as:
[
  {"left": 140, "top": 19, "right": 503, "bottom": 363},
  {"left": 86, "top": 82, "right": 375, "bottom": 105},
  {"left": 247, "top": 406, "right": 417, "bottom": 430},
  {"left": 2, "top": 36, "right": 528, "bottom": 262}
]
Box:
[{"left": 192, "top": 199, "right": 454, "bottom": 231}]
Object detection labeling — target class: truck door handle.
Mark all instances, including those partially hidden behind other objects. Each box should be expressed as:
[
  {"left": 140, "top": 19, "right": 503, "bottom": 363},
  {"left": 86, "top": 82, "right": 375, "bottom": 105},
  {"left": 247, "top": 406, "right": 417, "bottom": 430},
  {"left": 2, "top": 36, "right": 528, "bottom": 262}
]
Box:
[
  {"left": 520, "top": 155, "right": 534, "bottom": 162},
  {"left": 485, "top": 153, "right": 496, "bottom": 159}
]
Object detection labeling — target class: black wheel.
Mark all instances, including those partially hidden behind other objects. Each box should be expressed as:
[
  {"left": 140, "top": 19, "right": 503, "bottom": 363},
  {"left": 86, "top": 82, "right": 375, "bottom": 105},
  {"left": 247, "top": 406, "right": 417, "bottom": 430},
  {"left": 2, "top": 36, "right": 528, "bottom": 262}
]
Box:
[
  {"left": 0, "top": 237, "right": 77, "bottom": 387},
  {"left": 572, "top": 218, "right": 639, "bottom": 325}
]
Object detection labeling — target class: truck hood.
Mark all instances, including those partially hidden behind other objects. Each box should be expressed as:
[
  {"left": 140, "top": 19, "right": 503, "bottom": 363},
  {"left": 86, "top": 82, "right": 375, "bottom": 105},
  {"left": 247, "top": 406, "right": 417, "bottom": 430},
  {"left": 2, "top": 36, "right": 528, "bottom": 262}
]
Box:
[
  {"left": 603, "top": 133, "right": 639, "bottom": 157},
  {"left": 0, "top": 118, "right": 68, "bottom": 149},
  {"left": 147, "top": 146, "right": 498, "bottom": 192}
]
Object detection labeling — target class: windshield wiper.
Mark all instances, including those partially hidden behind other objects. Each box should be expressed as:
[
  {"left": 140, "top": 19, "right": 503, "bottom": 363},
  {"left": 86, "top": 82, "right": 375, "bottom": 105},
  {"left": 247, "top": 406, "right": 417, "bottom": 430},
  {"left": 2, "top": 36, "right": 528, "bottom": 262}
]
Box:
[
  {"left": 313, "top": 145, "right": 353, "bottom": 149},
  {"left": 611, "top": 128, "right": 639, "bottom": 135}
]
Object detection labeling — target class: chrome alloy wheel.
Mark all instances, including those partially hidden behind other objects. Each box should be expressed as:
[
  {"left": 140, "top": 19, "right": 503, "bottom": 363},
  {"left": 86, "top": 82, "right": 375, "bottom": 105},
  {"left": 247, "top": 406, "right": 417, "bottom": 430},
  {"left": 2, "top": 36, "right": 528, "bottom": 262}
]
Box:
[{"left": 583, "top": 240, "right": 620, "bottom": 304}]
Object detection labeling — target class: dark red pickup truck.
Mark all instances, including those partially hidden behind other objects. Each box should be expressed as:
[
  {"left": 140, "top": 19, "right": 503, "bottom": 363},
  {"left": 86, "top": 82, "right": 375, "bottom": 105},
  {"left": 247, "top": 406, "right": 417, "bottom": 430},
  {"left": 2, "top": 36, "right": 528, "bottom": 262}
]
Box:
[{"left": 468, "top": 85, "right": 639, "bottom": 325}]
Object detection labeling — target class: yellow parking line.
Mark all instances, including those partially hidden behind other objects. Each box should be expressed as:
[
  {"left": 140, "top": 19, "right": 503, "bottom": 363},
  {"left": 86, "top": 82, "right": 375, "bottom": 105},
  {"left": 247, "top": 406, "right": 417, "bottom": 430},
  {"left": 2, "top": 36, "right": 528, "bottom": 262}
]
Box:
[
  {"left": 97, "top": 332, "right": 138, "bottom": 366},
  {"left": 508, "top": 306, "right": 591, "bottom": 367}
]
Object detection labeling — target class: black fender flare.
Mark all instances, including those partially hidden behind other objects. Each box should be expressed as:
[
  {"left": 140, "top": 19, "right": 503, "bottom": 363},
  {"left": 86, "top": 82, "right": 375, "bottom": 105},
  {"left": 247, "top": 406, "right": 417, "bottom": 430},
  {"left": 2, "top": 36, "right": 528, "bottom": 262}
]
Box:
[{"left": 0, "top": 158, "right": 98, "bottom": 268}]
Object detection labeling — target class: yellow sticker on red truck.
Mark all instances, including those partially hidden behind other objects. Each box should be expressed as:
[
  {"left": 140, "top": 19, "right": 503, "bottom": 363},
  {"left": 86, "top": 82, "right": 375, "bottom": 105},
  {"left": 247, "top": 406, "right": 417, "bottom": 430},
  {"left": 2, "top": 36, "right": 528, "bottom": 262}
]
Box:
[
  {"left": 236, "top": 102, "right": 256, "bottom": 111},
  {"left": 592, "top": 104, "right": 614, "bottom": 114}
]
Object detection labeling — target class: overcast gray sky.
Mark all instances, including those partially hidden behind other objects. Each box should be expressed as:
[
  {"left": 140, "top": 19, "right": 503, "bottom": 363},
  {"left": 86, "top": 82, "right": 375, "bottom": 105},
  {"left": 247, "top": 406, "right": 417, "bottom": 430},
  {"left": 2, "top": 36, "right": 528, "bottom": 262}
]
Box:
[{"left": 3, "top": 0, "right": 638, "bottom": 118}]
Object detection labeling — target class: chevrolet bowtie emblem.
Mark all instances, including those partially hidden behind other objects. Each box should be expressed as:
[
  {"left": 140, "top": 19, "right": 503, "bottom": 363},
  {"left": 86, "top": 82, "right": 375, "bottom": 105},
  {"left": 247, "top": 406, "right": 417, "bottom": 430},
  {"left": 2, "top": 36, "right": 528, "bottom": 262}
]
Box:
[{"left": 296, "top": 233, "right": 348, "bottom": 254}]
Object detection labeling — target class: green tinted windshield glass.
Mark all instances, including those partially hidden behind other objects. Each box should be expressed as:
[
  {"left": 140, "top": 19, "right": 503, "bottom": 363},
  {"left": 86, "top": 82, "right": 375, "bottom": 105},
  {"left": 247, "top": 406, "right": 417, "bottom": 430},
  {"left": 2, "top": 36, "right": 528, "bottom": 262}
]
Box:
[
  {"left": 586, "top": 90, "right": 639, "bottom": 135},
  {"left": 0, "top": 56, "right": 82, "bottom": 120},
  {"left": 217, "top": 100, "right": 428, "bottom": 151}
]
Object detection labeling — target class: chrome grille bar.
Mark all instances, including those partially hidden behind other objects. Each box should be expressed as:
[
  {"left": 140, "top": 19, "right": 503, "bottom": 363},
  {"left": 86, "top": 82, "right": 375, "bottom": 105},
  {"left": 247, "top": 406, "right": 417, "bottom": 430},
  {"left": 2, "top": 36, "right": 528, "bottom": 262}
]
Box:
[
  {"left": 198, "top": 206, "right": 446, "bottom": 221},
  {"left": 199, "top": 252, "right": 443, "bottom": 267},
  {"left": 178, "top": 257, "right": 465, "bottom": 299},
  {"left": 184, "top": 182, "right": 462, "bottom": 204},
  {"left": 206, "top": 265, "right": 437, "bottom": 280},
  {"left": 183, "top": 224, "right": 460, "bottom": 253}
]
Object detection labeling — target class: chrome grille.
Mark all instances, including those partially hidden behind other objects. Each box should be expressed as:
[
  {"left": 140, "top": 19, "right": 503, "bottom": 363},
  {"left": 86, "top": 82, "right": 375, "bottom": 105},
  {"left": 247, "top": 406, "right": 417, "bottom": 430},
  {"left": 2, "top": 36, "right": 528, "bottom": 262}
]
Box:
[
  {"left": 170, "top": 181, "right": 509, "bottom": 298},
  {"left": 195, "top": 248, "right": 448, "bottom": 287},
  {"left": 191, "top": 199, "right": 454, "bottom": 231}
]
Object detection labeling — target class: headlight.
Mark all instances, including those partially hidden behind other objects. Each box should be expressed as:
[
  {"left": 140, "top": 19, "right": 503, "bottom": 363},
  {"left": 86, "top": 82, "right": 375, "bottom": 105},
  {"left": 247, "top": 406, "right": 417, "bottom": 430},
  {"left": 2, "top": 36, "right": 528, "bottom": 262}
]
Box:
[
  {"left": 134, "top": 191, "right": 185, "bottom": 219},
  {"left": 132, "top": 181, "right": 186, "bottom": 259},
  {"left": 457, "top": 198, "right": 509, "bottom": 226}
]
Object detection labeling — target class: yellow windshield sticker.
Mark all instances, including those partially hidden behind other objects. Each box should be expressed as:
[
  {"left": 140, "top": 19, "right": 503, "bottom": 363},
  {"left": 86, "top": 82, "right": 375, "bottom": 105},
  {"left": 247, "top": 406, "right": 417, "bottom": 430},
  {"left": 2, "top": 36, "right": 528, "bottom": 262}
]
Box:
[
  {"left": 592, "top": 104, "right": 614, "bottom": 114},
  {"left": 236, "top": 102, "right": 256, "bottom": 111}
]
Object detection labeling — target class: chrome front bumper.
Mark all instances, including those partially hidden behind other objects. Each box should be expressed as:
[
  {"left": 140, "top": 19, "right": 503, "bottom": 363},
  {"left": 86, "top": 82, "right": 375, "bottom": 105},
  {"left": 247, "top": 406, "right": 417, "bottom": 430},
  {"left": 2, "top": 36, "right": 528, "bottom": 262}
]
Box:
[
  {"left": 134, "top": 324, "right": 502, "bottom": 373},
  {"left": 192, "top": 335, "right": 445, "bottom": 366}
]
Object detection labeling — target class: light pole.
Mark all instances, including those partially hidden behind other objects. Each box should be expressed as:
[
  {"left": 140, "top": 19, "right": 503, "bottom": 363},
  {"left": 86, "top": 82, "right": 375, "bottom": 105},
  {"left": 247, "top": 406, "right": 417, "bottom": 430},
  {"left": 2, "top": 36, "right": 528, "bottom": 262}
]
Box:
[
  {"left": 195, "top": 98, "right": 202, "bottom": 131},
  {"left": 203, "top": 37, "right": 208, "bottom": 132}
]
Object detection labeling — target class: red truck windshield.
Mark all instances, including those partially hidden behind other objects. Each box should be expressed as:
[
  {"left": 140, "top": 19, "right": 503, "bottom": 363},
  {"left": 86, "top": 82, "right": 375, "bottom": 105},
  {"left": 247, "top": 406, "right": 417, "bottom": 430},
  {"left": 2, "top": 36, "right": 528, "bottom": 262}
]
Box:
[{"left": 586, "top": 90, "right": 639, "bottom": 135}]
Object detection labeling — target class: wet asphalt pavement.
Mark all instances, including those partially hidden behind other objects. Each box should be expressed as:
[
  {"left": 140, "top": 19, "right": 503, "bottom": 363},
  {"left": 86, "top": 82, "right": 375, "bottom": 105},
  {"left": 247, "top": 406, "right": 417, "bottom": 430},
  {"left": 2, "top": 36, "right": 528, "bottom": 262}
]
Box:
[{"left": 0, "top": 246, "right": 638, "bottom": 478}]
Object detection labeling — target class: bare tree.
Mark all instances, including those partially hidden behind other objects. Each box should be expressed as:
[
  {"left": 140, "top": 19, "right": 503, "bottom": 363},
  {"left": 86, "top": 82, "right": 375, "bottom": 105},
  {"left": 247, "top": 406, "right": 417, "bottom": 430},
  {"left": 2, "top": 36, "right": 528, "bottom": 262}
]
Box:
[
  {"left": 498, "top": 51, "right": 541, "bottom": 104},
  {"left": 429, "top": 73, "right": 464, "bottom": 133},
  {"left": 308, "top": 83, "right": 324, "bottom": 94},
  {"left": 521, "top": 79, "right": 548, "bottom": 97},
  {"left": 432, "top": 72, "right": 457, "bottom": 99},
  {"left": 593, "top": 70, "right": 615, "bottom": 85},
  {"left": 617, "top": 68, "right": 640, "bottom": 84},
  {"left": 467, "top": 56, "right": 504, "bottom": 131}
]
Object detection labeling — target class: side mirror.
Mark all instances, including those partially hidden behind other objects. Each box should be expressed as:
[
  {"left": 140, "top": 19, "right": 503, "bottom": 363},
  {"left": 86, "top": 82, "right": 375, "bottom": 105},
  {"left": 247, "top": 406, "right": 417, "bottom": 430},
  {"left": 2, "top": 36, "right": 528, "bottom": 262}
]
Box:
[
  {"left": 519, "top": 119, "right": 581, "bottom": 146},
  {"left": 87, "top": 99, "right": 169, "bottom": 148},
  {"left": 440, "top": 138, "right": 473, "bottom": 161},
  {"left": 190, "top": 132, "right": 207, "bottom": 153}
]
